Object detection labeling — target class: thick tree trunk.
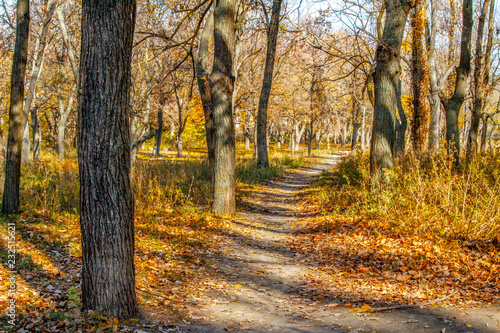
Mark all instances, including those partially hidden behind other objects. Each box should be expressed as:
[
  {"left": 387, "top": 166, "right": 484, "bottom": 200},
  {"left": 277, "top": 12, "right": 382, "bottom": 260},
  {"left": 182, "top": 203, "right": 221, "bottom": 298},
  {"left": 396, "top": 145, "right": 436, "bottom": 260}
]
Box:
[
  {"left": 155, "top": 108, "right": 163, "bottom": 156},
  {"left": 196, "top": 12, "right": 215, "bottom": 189},
  {"left": 78, "top": 0, "right": 137, "bottom": 319},
  {"left": 370, "top": 0, "right": 411, "bottom": 184},
  {"left": 211, "top": 0, "right": 236, "bottom": 215},
  {"left": 439, "top": 0, "right": 473, "bottom": 167},
  {"left": 2, "top": 0, "right": 30, "bottom": 214},
  {"left": 256, "top": 0, "right": 282, "bottom": 167}
]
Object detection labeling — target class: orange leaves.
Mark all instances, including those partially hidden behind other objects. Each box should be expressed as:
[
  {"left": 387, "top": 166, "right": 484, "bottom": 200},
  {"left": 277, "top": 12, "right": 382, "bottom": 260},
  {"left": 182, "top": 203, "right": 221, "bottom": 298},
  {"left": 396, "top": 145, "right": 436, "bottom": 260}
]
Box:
[{"left": 358, "top": 267, "right": 370, "bottom": 274}]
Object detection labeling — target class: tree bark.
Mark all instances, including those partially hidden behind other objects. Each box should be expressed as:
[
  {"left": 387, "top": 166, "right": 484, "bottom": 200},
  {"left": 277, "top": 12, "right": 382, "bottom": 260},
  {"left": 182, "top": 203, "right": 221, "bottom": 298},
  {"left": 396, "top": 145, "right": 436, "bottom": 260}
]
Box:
[
  {"left": 210, "top": 0, "right": 236, "bottom": 215},
  {"left": 361, "top": 106, "right": 367, "bottom": 150},
  {"left": 410, "top": 0, "right": 429, "bottom": 152},
  {"left": 2, "top": 0, "right": 30, "bottom": 215},
  {"left": 256, "top": 0, "right": 282, "bottom": 167},
  {"left": 439, "top": 0, "right": 473, "bottom": 167},
  {"left": 155, "top": 108, "right": 163, "bottom": 156},
  {"left": 195, "top": 11, "right": 215, "bottom": 188},
  {"left": 307, "top": 118, "right": 313, "bottom": 156},
  {"left": 427, "top": 0, "right": 440, "bottom": 151},
  {"left": 466, "top": 0, "right": 493, "bottom": 155},
  {"left": 78, "top": 0, "right": 137, "bottom": 319},
  {"left": 370, "top": 0, "right": 411, "bottom": 184},
  {"left": 351, "top": 97, "right": 361, "bottom": 151},
  {"left": 32, "top": 107, "right": 41, "bottom": 161}
]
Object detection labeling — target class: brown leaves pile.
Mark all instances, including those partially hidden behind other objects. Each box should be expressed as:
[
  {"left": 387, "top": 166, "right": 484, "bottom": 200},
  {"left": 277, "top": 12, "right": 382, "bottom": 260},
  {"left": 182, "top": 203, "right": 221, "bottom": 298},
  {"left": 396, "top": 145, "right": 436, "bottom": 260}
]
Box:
[{"left": 290, "top": 208, "right": 500, "bottom": 308}]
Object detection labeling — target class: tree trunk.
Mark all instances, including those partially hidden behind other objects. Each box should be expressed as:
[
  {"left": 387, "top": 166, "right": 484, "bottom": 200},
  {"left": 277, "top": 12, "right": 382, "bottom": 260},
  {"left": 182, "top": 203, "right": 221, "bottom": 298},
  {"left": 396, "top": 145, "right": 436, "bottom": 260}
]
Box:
[
  {"left": 256, "top": 0, "right": 282, "bottom": 167},
  {"left": 480, "top": 120, "right": 488, "bottom": 152},
  {"left": 245, "top": 131, "right": 250, "bottom": 150},
  {"left": 155, "top": 108, "right": 163, "bottom": 156},
  {"left": 395, "top": 80, "right": 408, "bottom": 155},
  {"left": 467, "top": 0, "right": 493, "bottom": 155},
  {"left": 370, "top": 0, "right": 411, "bottom": 184},
  {"left": 439, "top": 0, "right": 473, "bottom": 167},
  {"left": 32, "top": 107, "right": 40, "bottom": 161},
  {"left": 21, "top": 122, "right": 30, "bottom": 164},
  {"left": 427, "top": 0, "right": 440, "bottom": 151},
  {"left": 410, "top": 0, "right": 429, "bottom": 152},
  {"left": 361, "top": 106, "right": 367, "bottom": 150},
  {"left": 195, "top": 12, "right": 215, "bottom": 189},
  {"left": 211, "top": 0, "right": 236, "bottom": 215},
  {"left": 307, "top": 118, "right": 313, "bottom": 157},
  {"left": 78, "top": 0, "right": 137, "bottom": 319},
  {"left": 294, "top": 122, "right": 305, "bottom": 153},
  {"left": 2, "top": 0, "right": 30, "bottom": 215},
  {"left": 327, "top": 133, "right": 330, "bottom": 150},
  {"left": 177, "top": 129, "right": 183, "bottom": 158},
  {"left": 351, "top": 98, "right": 360, "bottom": 151},
  {"left": 58, "top": 118, "right": 67, "bottom": 159}
]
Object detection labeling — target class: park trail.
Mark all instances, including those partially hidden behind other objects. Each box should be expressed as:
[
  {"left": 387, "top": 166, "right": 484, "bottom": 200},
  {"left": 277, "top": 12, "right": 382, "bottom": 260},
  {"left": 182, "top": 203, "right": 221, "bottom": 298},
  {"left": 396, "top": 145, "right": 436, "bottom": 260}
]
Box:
[{"left": 171, "top": 155, "right": 500, "bottom": 333}]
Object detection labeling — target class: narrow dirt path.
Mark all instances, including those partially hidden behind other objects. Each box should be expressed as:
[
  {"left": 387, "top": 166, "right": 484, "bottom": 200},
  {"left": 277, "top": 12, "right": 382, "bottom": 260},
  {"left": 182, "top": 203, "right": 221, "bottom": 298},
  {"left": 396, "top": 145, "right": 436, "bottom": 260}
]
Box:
[{"left": 175, "top": 156, "right": 500, "bottom": 333}]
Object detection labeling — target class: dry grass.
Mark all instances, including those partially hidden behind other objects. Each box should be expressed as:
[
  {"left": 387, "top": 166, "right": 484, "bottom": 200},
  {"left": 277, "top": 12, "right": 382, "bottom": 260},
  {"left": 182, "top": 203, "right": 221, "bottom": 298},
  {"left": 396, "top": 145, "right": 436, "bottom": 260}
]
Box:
[
  {"left": 290, "top": 149, "right": 500, "bottom": 308},
  {"left": 0, "top": 148, "right": 309, "bottom": 332},
  {"left": 314, "top": 150, "right": 500, "bottom": 241}
]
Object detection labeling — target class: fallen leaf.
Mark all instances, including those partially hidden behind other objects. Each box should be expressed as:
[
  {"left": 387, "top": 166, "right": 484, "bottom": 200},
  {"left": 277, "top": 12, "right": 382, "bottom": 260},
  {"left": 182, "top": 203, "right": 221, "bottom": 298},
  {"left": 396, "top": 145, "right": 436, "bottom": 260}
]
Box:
[
  {"left": 358, "top": 267, "right": 370, "bottom": 273},
  {"left": 360, "top": 304, "right": 371, "bottom": 310}
]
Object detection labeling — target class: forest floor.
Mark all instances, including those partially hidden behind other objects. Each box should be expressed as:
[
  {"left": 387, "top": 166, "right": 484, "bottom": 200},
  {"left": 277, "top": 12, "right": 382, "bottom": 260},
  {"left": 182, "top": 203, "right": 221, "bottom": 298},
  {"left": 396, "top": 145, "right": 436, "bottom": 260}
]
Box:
[
  {"left": 165, "top": 155, "right": 500, "bottom": 333},
  {"left": 1, "top": 152, "right": 499, "bottom": 332}
]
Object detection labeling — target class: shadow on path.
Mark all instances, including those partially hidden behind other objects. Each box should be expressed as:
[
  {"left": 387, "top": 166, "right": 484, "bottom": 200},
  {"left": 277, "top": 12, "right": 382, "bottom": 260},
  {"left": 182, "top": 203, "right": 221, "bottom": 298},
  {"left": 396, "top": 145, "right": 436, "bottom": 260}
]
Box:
[{"left": 176, "top": 155, "right": 500, "bottom": 333}]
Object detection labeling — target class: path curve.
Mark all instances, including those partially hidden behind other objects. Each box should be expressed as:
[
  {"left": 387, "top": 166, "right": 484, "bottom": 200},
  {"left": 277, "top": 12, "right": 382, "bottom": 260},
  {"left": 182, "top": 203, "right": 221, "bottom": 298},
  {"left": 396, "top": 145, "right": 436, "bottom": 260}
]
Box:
[{"left": 175, "top": 155, "right": 500, "bottom": 333}]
